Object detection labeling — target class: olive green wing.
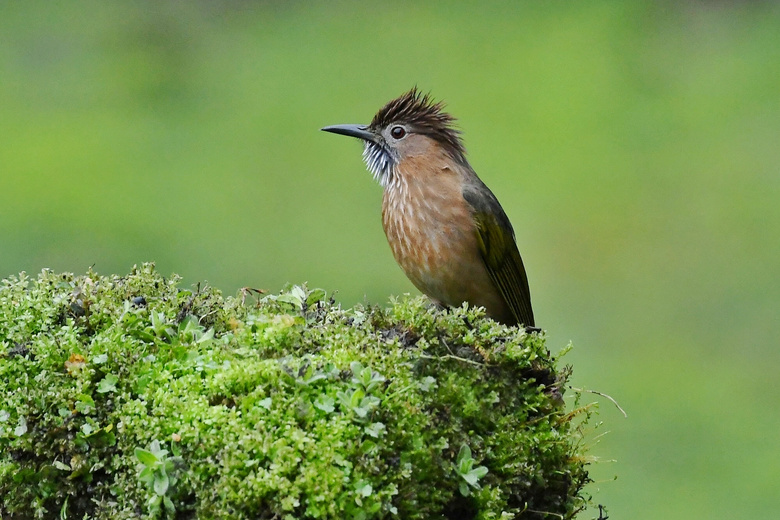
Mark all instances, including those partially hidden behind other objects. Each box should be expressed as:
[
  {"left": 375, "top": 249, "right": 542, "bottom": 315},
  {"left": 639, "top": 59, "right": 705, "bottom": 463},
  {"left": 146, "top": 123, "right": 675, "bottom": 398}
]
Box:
[{"left": 463, "top": 184, "right": 535, "bottom": 327}]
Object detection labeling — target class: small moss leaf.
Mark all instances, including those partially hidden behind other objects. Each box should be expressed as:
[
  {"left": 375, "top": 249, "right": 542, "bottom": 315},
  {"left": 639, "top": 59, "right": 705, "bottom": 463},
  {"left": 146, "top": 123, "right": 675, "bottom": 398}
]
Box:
[
  {"left": 456, "top": 444, "right": 489, "bottom": 496},
  {"left": 461, "top": 465, "right": 488, "bottom": 488},
  {"left": 153, "top": 469, "right": 169, "bottom": 496},
  {"left": 53, "top": 460, "right": 71, "bottom": 471},
  {"left": 135, "top": 448, "right": 158, "bottom": 467},
  {"left": 163, "top": 495, "right": 175, "bottom": 513},
  {"left": 14, "top": 417, "right": 27, "bottom": 437},
  {"left": 97, "top": 373, "right": 119, "bottom": 393},
  {"left": 314, "top": 395, "right": 335, "bottom": 413},
  {"left": 306, "top": 288, "right": 327, "bottom": 306}
]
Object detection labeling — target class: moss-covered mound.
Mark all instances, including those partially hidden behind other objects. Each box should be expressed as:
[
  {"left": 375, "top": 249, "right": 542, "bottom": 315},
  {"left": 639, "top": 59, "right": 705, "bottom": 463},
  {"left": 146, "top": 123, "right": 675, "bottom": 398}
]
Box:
[{"left": 0, "top": 264, "right": 593, "bottom": 519}]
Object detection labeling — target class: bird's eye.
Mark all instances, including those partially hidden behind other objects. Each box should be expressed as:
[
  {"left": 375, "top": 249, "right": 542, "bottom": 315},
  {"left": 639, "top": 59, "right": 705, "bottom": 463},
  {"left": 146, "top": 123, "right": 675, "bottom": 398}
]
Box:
[{"left": 390, "top": 126, "right": 406, "bottom": 139}]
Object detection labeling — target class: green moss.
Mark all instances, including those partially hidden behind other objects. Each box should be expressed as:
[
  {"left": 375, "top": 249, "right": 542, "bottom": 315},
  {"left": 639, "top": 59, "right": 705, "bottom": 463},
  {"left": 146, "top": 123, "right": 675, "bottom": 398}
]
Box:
[{"left": 0, "top": 264, "right": 594, "bottom": 519}]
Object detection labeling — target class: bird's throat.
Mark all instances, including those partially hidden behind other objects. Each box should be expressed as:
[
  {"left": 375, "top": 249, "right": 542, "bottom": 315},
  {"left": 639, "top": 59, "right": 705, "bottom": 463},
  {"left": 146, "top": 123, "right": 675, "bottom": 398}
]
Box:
[{"left": 362, "top": 140, "right": 397, "bottom": 187}]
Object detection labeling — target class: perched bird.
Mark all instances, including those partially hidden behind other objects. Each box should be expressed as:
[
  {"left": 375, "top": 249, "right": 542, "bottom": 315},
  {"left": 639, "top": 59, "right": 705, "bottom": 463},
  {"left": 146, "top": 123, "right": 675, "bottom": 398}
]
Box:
[{"left": 322, "top": 88, "right": 535, "bottom": 327}]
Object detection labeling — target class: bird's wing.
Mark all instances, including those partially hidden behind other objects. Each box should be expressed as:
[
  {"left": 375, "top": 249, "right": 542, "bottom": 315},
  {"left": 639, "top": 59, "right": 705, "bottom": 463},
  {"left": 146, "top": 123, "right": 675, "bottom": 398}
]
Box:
[{"left": 463, "top": 184, "right": 535, "bottom": 327}]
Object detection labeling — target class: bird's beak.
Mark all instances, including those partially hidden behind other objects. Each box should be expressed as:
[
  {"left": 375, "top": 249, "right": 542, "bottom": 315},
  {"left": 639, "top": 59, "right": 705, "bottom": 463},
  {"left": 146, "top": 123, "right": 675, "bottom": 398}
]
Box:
[{"left": 321, "top": 124, "right": 377, "bottom": 142}]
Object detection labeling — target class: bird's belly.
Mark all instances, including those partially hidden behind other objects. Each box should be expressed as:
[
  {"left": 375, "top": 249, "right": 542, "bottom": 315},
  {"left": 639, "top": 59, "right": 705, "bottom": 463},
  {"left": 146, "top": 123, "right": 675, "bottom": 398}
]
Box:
[{"left": 382, "top": 198, "right": 506, "bottom": 317}]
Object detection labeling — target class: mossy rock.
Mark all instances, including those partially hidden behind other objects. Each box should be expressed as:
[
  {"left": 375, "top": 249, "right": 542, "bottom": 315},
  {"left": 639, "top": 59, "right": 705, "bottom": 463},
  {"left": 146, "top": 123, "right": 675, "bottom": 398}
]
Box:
[{"left": 0, "top": 264, "right": 594, "bottom": 519}]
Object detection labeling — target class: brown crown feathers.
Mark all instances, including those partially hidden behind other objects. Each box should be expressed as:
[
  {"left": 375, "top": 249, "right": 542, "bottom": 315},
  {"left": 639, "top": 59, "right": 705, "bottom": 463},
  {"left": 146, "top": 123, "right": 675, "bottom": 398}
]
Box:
[{"left": 370, "top": 87, "right": 466, "bottom": 159}]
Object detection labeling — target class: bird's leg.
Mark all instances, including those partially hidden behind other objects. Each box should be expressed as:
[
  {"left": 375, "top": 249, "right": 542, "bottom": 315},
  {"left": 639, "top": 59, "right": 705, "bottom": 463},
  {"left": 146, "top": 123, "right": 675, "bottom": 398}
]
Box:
[{"left": 426, "top": 298, "right": 448, "bottom": 312}]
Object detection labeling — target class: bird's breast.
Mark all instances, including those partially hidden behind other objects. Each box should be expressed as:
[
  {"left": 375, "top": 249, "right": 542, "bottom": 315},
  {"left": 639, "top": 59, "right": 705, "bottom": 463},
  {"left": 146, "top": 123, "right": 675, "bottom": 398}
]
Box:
[
  {"left": 382, "top": 176, "right": 471, "bottom": 280},
  {"left": 380, "top": 162, "right": 501, "bottom": 312}
]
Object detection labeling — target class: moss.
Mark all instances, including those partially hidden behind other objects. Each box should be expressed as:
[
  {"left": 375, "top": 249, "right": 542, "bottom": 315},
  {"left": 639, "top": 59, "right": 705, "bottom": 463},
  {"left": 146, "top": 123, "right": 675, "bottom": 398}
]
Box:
[{"left": 0, "top": 264, "right": 594, "bottom": 519}]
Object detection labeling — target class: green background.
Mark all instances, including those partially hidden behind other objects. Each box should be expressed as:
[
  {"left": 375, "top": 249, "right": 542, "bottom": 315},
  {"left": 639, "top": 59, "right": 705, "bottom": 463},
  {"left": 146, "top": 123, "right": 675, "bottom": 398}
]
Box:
[{"left": 2, "top": 1, "right": 778, "bottom": 518}]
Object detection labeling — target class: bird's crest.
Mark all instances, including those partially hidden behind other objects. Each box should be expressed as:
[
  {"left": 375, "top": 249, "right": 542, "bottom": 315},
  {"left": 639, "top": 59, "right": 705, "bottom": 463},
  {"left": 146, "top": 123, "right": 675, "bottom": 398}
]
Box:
[{"left": 370, "top": 87, "right": 465, "bottom": 158}]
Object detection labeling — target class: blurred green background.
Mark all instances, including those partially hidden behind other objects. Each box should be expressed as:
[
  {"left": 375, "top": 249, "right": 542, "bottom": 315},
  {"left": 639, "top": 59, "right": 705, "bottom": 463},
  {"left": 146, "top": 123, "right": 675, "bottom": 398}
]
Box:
[{"left": 2, "top": 1, "right": 779, "bottom": 517}]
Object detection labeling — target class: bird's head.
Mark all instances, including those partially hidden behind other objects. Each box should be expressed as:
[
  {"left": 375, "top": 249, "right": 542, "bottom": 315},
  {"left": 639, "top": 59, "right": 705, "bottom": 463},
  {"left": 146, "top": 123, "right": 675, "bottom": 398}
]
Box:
[{"left": 322, "top": 88, "right": 466, "bottom": 187}]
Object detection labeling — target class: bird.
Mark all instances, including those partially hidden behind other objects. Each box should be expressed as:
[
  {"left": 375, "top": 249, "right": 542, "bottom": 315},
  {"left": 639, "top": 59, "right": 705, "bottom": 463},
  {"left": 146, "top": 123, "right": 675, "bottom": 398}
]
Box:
[{"left": 322, "top": 88, "right": 535, "bottom": 328}]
